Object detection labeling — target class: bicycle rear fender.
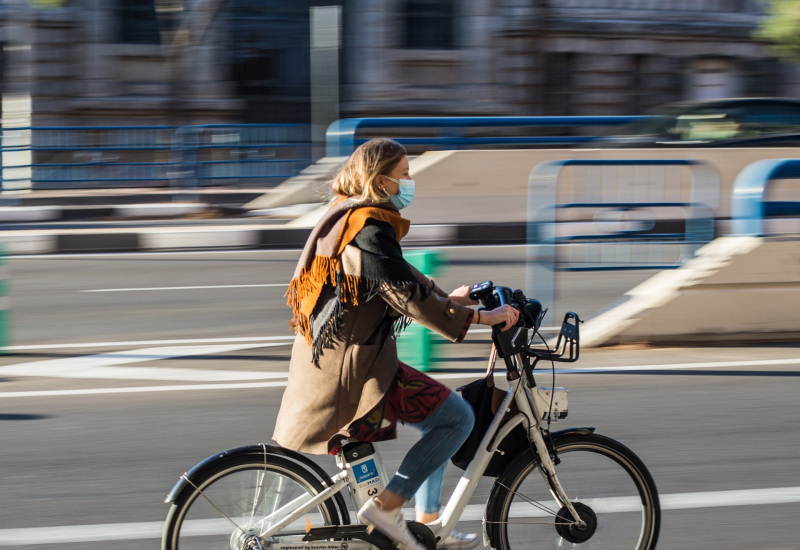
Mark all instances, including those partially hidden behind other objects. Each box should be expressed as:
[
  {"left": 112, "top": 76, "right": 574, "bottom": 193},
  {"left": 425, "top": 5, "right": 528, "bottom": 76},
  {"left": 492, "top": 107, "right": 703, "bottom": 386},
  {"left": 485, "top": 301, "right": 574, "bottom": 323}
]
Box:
[{"left": 164, "top": 444, "right": 344, "bottom": 512}]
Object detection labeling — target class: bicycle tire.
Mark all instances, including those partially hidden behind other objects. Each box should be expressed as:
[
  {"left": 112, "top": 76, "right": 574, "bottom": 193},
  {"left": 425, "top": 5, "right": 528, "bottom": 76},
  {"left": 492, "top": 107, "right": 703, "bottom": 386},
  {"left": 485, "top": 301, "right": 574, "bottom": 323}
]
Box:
[
  {"left": 485, "top": 432, "right": 660, "bottom": 550},
  {"left": 162, "top": 452, "right": 342, "bottom": 550}
]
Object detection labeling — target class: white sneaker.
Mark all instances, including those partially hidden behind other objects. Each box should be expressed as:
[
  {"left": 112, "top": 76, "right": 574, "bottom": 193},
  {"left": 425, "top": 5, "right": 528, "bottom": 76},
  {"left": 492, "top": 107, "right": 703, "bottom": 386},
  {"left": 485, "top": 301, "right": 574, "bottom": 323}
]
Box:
[
  {"left": 437, "top": 530, "right": 480, "bottom": 549},
  {"left": 357, "top": 498, "right": 425, "bottom": 550}
]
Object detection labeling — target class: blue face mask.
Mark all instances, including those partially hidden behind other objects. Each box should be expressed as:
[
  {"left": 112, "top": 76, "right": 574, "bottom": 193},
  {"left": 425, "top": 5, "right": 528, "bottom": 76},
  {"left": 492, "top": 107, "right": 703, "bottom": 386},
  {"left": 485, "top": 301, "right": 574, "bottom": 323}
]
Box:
[{"left": 385, "top": 177, "right": 415, "bottom": 210}]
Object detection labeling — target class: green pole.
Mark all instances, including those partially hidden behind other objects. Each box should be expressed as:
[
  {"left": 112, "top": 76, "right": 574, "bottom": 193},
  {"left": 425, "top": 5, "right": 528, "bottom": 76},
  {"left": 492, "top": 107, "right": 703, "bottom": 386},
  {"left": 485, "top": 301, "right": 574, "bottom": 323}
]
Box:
[{"left": 397, "top": 249, "right": 444, "bottom": 371}]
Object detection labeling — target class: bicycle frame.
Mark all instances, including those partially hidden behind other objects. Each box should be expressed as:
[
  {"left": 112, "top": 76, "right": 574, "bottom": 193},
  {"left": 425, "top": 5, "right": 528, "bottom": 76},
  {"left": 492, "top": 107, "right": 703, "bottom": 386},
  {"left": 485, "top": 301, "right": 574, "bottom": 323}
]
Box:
[{"left": 258, "top": 343, "right": 583, "bottom": 548}]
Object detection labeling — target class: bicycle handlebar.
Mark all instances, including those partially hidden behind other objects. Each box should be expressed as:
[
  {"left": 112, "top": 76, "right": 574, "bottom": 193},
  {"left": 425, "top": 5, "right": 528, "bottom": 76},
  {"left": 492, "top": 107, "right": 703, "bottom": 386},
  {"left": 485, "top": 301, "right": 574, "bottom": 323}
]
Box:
[
  {"left": 469, "top": 280, "right": 545, "bottom": 331},
  {"left": 469, "top": 280, "right": 581, "bottom": 369}
]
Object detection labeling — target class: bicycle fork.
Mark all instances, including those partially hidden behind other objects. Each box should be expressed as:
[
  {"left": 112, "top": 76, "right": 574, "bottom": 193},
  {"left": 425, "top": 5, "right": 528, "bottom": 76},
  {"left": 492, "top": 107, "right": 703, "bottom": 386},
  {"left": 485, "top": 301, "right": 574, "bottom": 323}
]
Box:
[{"left": 515, "top": 383, "right": 587, "bottom": 529}]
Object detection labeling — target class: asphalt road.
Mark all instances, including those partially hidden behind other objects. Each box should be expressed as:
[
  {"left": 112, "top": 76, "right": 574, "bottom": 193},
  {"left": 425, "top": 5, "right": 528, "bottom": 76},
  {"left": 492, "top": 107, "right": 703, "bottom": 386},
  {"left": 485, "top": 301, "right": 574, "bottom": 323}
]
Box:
[{"left": 1, "top": 247, "right": 799, "bottom": 549}]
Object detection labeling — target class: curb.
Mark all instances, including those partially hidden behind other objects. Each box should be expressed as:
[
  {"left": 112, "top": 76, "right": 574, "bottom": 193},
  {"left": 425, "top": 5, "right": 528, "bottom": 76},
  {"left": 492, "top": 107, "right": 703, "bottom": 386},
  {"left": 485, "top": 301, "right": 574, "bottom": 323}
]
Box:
[
  {"left": 0, "top": 222, "right": 528, "bottom": 255},
  {"left": 0, "top": 203, "right": 211, "bottom": 223}
]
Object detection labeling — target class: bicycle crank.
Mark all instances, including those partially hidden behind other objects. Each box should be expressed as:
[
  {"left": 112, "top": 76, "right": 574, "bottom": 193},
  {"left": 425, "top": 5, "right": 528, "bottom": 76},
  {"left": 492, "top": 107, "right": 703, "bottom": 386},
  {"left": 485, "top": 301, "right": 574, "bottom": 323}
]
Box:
[{"left": 554, "top": 502, "right": 598, "bottom": 544}]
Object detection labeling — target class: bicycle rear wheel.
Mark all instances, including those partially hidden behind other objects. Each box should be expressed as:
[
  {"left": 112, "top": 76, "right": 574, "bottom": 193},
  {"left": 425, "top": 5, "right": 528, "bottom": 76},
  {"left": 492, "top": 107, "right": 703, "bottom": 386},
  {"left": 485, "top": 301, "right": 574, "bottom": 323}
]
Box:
[
  {"left": 486, "top": 432, "right": 660, "bottom": 550},
  {"left": 162, "top": 453, "right": 342, "bottom": 550}
]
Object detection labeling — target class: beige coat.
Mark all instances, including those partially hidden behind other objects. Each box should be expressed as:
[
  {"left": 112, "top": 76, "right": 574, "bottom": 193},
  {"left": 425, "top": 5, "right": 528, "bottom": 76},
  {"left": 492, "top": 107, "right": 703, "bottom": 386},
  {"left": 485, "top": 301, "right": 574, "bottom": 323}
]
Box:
[{"left": 273, "top": 246, "right": 473, "bottom": 455}]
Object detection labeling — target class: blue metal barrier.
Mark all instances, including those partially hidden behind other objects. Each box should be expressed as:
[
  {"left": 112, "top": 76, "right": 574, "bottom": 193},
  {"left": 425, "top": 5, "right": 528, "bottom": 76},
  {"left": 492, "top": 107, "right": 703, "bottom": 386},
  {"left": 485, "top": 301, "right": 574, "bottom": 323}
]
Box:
[
  {"left": 526, "top": 158, "right": 719, "bottom": 323},
  {"left": 2, "top": 118, "right": 653, "bottom": 189},
  {"left": 730, "top": 158, "right": 800, "bottom": 237},
  {"left": 0, "top": 124, "right": 311, "bottom": 190},
  {"left": 325, "top": 116, "right": 650, "bottom": 157}
]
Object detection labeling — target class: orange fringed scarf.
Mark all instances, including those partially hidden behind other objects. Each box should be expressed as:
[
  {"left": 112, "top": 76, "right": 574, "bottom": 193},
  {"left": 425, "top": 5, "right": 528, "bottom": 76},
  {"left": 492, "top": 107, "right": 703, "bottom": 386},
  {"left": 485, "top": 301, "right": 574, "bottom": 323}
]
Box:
[{"left": 286, "top": 198, "right": 411, "bottom": 360}]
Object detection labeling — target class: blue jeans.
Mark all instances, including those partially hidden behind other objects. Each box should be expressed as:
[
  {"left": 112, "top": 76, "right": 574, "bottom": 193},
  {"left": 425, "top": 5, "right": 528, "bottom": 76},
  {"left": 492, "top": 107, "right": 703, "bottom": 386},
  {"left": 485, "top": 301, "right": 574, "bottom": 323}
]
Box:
[{"left": 384, "top": 391, "right": 475, "bottom": 514}]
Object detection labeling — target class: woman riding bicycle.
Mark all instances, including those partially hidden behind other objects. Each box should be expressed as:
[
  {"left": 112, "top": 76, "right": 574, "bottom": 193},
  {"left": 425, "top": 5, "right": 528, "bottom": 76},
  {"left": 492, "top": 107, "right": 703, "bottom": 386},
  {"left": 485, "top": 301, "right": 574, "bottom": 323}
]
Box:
[{"left": 273, "top": 138, "right": 519, "bottom": 550}]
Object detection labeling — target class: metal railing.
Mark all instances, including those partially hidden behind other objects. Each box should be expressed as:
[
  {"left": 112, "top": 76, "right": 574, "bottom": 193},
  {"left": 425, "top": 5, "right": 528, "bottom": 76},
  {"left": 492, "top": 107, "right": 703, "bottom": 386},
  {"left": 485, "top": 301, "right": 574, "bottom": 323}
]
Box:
[
  {"left": 2, "top": 117, "right": 659, "bottom": 190},
  {"left": 526, "top": 158, "right": 720, "bottom": 323},
  {"left": 325, "top": 116, "right": 651, "bottom": 157},
  {"left": 730, "top": 158, "right": 800, "bottom": 236},
  {"left": 0, "top": 124, "right": 312, "bottom": 190}
]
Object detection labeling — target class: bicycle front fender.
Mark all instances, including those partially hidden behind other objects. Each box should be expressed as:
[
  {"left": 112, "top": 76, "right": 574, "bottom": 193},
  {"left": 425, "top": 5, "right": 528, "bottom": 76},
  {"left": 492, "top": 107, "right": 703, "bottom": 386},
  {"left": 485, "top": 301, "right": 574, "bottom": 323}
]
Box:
[{"left": 551, "top": 427, "right": 595, "bottom": 438}]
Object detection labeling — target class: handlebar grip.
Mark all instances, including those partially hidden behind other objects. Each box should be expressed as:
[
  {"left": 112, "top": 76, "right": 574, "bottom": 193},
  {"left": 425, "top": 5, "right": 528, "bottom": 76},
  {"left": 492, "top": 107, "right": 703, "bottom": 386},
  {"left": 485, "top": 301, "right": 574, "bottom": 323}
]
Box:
[
  {"left": 495, "top": 287, "right": 509, "bottom": 306},
  {"left": 493, "top": 286, "right": 513, "bottom": 331},
  {"left": 493, "top": 287, "right": 520, "bottom": 330}
]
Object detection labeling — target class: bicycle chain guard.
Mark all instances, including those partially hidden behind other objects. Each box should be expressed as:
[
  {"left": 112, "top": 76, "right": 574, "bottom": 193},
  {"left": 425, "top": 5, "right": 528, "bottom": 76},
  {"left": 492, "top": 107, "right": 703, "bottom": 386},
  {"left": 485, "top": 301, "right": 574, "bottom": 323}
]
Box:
[{"left": 303, "top": 521, "right": 436, "bottom": 550}]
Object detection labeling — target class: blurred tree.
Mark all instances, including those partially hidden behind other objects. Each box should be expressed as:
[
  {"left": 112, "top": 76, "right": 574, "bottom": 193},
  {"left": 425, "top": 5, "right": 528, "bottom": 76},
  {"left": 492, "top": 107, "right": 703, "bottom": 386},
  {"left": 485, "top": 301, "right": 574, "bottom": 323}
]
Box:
[{"left": 755, "top": 0, "right": 800, "bottom": 61}]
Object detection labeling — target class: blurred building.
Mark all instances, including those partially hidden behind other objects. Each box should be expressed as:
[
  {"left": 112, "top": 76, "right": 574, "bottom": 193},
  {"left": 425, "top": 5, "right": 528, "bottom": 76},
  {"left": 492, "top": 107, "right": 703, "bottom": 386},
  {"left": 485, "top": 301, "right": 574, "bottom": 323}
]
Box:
[
  {"left": 345, "top": 0, "right": 800, "bottom": 117},
  {"left": 1, "top": 0, "right": 798, "bottom": 128}
]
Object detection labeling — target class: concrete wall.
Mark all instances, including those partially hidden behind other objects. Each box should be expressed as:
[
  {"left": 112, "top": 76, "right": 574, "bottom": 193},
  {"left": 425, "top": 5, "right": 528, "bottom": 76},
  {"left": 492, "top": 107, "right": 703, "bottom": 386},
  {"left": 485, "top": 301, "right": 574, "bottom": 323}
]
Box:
[
  {"left": 581, "top": 236, "right": 800, "bottom": 346},
  {"left": 404, "top": 147, "right": 800, "bottom": 226}
]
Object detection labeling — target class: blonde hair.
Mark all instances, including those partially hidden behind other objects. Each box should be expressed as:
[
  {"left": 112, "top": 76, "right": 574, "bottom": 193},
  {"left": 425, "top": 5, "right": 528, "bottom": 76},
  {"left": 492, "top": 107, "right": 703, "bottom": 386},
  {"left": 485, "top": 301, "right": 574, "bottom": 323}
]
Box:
[{"left": 331, "top": 138, "right": 407, "bottom": 203}]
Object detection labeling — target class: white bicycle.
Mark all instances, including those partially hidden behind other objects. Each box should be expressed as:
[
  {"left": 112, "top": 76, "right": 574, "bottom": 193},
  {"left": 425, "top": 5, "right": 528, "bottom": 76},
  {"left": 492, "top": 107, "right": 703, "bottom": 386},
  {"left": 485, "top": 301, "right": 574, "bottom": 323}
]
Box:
[{"left": 162, "top": 281, "right": 661, "bottom": 550}]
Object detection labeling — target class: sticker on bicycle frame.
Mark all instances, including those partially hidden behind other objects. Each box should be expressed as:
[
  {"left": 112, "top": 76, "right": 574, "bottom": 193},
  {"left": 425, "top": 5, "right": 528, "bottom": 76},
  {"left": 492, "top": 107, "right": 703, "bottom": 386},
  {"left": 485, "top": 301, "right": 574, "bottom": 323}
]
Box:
[
  {"left": 354, "top": 458, "right": 380, "bottom": 487},
  {"left": 276, "top": 544, "right": 349, "bottom": 550}
]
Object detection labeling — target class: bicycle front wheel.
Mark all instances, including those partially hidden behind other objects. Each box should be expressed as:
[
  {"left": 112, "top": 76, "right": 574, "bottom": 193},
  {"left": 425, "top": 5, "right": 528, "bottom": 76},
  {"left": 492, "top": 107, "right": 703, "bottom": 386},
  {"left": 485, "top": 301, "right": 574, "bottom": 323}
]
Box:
[
  {"left": 486, "top": 432, "right": 660, "bottom": 550},
  {"left": 162, "top": 453, "right": 342, "bottom": 550}
]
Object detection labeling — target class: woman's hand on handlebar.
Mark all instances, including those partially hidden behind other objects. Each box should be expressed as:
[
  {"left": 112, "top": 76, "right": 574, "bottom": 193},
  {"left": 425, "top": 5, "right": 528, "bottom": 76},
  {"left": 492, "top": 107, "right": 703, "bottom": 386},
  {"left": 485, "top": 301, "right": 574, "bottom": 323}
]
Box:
[
  {"left": 476, "top": 304, "right": 519, "bottom": 331},
  {"left": 449, "top": 285, "right": 479, "bottom": 306}
]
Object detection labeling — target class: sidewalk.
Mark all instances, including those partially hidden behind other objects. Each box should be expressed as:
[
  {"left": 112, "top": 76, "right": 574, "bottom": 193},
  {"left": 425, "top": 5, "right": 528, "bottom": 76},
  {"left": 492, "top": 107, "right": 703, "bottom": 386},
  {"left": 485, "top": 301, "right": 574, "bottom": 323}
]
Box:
[{"left": 0, "top": 187, "right": 287, "bottom": 254}]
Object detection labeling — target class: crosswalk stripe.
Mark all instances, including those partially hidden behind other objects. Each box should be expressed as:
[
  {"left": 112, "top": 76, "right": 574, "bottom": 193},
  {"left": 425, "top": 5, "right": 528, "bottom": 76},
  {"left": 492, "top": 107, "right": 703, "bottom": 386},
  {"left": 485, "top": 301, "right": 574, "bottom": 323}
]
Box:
[
  {"left": 0, "top": 343, "right": 288, "bottom": 381},
  {"left": 1, "top": 336, "right": 798, "bottom": 400},
  {"left": 0, "top": 380, "right": 290, "bottom": 398}
]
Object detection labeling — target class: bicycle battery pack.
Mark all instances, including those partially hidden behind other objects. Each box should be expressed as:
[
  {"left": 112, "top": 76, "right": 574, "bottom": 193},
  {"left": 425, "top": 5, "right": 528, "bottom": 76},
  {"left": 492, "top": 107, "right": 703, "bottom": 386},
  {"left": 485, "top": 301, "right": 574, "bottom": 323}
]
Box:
[{"left": 338, "top": 441, "right": 388, "bottom": 510}]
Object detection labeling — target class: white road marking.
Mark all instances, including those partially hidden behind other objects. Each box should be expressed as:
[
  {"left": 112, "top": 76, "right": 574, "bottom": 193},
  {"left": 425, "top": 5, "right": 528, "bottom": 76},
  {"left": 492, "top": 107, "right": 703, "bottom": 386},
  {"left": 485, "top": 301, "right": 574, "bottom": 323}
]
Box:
[
  {"left": 1, "top": 486, "right": 798, "bottom": 545},
  {"left": 0, "top": 347, "right": 798, "bottom": 398},
  {"left": 2, "top": 335, "right": 294, "bottom": 352},
  {"left": 555, "top": 357, "right": 800, "bottom": 373},
  {"left": 0, "top": 380, "right": 289, "bottom": 398},
  {"left": 0, "top": 343, "right": 288, "bottom": 381},
  {"left": 82, "top": 283, "right": 287, "bottom": 292}
]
